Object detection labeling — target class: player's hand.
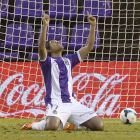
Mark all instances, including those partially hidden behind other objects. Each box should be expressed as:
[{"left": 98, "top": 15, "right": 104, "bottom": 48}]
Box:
[
  {"left": 87, "top": 11, "right": 96, "bottom": 26},
  {"left": 42, "top": 11, "right": 50, "bottom": 27}
]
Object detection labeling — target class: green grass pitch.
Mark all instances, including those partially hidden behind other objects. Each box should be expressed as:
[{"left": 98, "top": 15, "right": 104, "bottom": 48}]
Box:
[{"left": 0, "top": 118, "right": 140, "bottom": 140}]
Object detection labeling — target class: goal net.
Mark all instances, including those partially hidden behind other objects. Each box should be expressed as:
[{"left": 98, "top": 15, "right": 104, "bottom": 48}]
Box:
[{"left": 0, "top": 0, "right": 140, "bottom": 119}]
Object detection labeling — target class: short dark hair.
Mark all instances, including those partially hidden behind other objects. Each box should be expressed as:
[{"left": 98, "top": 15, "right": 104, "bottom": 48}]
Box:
[{"left": 46, "top": 39, "right": 55, "bottom": 57}]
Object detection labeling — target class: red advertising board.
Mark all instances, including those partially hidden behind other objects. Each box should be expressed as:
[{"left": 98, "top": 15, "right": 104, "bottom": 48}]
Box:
[{"left": 0, "top": 62, "right": 140, "bottom": 118}]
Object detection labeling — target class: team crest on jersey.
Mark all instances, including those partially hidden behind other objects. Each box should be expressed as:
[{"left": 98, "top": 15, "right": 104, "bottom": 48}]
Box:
[
  {"left": 53, "top": 110, "right": 57, "bottom": 114},
  {"left": 64, "top": 60, "right": 69, "bottom": 65}
]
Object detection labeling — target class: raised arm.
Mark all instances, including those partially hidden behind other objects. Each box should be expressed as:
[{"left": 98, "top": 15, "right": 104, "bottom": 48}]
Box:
[
  {"left": 38, "top": 12, "right": 50, "bottom": 60},
  {"left": 79, "top": 11, "right": 96, "bottom": 60}
]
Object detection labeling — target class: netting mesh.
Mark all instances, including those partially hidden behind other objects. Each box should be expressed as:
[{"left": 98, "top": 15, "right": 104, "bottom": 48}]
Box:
[{"left": 0, "top": 0, "right": 140, "bottom": 118}]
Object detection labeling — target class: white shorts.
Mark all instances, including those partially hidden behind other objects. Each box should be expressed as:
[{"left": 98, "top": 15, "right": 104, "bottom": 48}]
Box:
[{"left": 46, "top": 100, "right": 97, "bottom": 130}]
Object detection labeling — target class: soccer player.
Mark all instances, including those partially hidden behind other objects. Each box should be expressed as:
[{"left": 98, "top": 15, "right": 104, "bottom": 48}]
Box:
[{"left": 21, "top": 11, "right": 104, "bottom": 131}]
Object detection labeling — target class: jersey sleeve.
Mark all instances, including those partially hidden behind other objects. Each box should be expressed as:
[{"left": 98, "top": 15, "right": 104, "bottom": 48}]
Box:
[
  {"left": 64, "top": 51, "right": 83, "bottom": 68},
  {"left": 39, "top": 54, "right": 51, "bottom": 67}
]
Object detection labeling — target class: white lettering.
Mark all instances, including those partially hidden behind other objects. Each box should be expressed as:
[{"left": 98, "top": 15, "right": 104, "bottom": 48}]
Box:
[
  {"left": 79, "top": 94, "right": 92, "bottom": 107},
  {"left": 21, "top": 84, "right": 39, "bottom": 106},
  {"left": 97, "top": 94, "right": 120, "bottom": 116},
  {"left": 0, "top": 73, "right": 23, "bottom": 98},
  {"left": 34, "top": 86, "right": 46, "bottom": 106},
  {"left": 0, "top": 72, "right": 128, "bottom": 117},
  {"left": 7, "top": 84, "right": 24, "bottom": 106}
]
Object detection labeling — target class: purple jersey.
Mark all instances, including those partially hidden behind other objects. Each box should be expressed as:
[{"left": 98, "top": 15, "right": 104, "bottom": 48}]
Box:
[{"left": 39, "top": 51, "right": 82, "bottom": 106}]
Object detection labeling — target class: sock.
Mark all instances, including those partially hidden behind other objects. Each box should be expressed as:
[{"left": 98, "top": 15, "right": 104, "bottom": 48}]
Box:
[{"left": 32, "top": 120, "right": 46, "bottom": 130}]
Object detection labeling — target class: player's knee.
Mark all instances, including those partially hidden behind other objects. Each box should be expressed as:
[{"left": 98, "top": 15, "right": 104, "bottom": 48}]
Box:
[
  {"left": 45, "top": 116, "right": 60, "bottom": 131},
  {"left": 95, "top": 121, "right": 104, "bottom": 131},
  {"left": 89, "top": 120, "right": 104, "bottom": 131},
  {"left": 45, "top": 124, "right": 59, "bottom": 131}
]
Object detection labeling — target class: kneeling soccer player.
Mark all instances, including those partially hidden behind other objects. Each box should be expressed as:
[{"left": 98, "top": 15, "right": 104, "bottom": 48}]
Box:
[{"left": 21, "top": 11, "right": 104, "bottom": 131}]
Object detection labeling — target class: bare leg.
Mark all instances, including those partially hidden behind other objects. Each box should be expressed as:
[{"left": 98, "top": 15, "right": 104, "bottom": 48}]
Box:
[
  {"left": 45, "top": 116, "right": 61, "bottom": 131},
  {"left": 80, "top": 116, "right": 104, "bottom": 131}
]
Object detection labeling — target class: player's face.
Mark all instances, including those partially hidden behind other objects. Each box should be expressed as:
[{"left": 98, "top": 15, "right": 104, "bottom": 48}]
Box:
[{"left": 49, "top": 40, "right": 64, "bottom": 53}]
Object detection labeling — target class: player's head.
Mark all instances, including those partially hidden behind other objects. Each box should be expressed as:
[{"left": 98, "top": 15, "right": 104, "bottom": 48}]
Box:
[{"left": 46, "top": 39, "right": 64, "bottom": 56}]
